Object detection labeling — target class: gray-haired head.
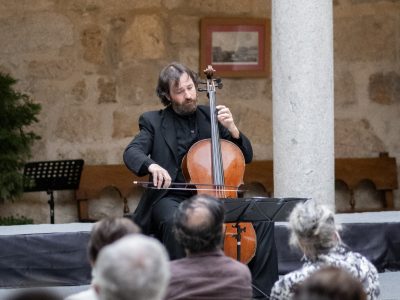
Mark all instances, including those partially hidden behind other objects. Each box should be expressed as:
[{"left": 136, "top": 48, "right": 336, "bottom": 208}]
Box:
[
  {"left": 289, "top": 200, "right": 340, "bottom": 261},
  {"left": 93, "top": 234, "right": 170, "bottom": 300}
]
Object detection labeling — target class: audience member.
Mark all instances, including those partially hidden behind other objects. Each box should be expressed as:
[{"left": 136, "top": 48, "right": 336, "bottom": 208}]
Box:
[
  {"left": 293, "top": 266, "right": 367, "bottom": 300},
  {"left": 270, "top": 200, "right": 380, "bottom": 300},
  {"left": 7, "top": 289, "right": 62, "bottom": 300},
  {"left": 93, "top": 234, "right": 170, "bottom": 300},
  {"left": 164, "top": 194, "right": 253, "bottom": 300},
  {"left": 65, "top": 217, "right": 140, "bottom": 300}
]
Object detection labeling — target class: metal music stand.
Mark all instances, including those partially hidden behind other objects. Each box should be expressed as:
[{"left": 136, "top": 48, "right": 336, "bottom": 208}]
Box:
[
  {"left": 222, "top": 197, "right": 309, "bottom": 261},
  {"left": 23, "top": 159, "right": 84, "bottom": 224}
]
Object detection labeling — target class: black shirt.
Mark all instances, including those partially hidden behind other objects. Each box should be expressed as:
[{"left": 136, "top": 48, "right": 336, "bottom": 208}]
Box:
[
  {"left": 174, "top": 110, "right": 199, "bottom": 174},
  {"left": 169, "top": 109, "right": 199, "bottom": 197}
]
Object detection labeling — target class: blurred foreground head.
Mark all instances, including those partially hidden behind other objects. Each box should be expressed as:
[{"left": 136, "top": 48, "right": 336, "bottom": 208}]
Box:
[
  {"left": 93, "top": 234, "right": 170, "bottom": 300},
  {"left": 88, "top": 216, "right": 140, "bottom": 264},
  {"left": 7, "top": 289, "right": 61, "bottom": 300},
  {"left": 293, "top": 266, "right": 367, "bottom": 300}
]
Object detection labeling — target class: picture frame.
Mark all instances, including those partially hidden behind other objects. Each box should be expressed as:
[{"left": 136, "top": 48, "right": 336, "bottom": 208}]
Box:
[{"left": 200, "top": 18, "right": 270, "bottom": 78}]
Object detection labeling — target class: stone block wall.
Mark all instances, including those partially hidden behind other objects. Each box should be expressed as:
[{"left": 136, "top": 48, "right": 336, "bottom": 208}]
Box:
[
  {"left": 0, "top": 0, "right": 399, "bottom": 223},
  {"left": 333, "top": 0, "right": 400, "bottom": 210}
]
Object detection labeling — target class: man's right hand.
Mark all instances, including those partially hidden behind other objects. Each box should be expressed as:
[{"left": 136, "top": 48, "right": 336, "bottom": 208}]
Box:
[{"left": 148, "top": 164, "right": 172, "bottom": 189}]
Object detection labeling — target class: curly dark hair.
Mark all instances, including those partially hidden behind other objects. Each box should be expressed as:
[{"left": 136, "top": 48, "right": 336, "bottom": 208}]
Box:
[
  {"left": 173, "top": 195, "right": 224, "bottom": 254},
  {"left": 156, "top": 62, "right": 199, "bottom": 106},
  {"left": 7, "top": 290, "right": 62, "bottom": 300},
  {"left": 88, "top": 217, "right": 140, "bottom": 263}
]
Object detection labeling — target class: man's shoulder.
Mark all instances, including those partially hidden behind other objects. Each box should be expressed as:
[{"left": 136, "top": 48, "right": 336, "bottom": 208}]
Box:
[
  {"left": 141, "top": 109, "right": 164, "bottom": 118},
  {"left": 224, "top": 255, "right": 252, "bottom": 274},
  {"left": 170, "top": 251, "right": 250, "bottom": 274},
  {"left": 139, "top": 108, "right": 169, "bottom": 125}
]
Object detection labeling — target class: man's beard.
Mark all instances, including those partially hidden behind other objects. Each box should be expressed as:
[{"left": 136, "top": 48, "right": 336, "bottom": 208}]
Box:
[{"left": 171, "top": 99, "right": 197, "bottom": 115}]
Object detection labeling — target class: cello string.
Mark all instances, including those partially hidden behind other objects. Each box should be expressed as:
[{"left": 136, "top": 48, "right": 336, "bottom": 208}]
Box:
[
  {"left": 208, "top": 79, "right": 226, "bottom": 198},
  {"left": 199, "top": 65, "right": 256, "bottom": 264}
]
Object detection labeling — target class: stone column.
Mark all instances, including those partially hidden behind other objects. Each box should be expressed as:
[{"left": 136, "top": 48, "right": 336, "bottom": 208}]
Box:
[{"left": 272, "top": 1, "right": 335, "bottom": 208}]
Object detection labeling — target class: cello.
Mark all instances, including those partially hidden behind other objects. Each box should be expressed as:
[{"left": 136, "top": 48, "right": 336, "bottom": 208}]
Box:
[{"left": 181, "top": 65, "right": 257, "bottom": 264}]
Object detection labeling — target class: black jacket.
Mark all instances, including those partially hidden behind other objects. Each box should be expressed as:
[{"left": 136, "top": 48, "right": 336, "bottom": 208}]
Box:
[{"left": 123, "top": 105, "right": 253, "bottom": 233}]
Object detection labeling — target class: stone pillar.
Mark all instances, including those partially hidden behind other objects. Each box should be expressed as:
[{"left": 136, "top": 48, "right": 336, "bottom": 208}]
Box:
[{"left": 272, "top": 1, "right": 335, "bottom": 208}]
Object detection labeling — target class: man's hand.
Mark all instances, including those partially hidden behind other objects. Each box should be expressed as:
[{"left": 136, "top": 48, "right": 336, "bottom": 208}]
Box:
[
  {"left": 216, "top": 105, "right": 240, "bottom": 139},
  {"left": 148, "top": 164, "right": 172, "bottom": 189}
]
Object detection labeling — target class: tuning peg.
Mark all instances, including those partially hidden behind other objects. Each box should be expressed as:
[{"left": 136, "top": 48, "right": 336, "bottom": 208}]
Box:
[{"left": 214, "top": 78, "right": 223, "bottom": 89}]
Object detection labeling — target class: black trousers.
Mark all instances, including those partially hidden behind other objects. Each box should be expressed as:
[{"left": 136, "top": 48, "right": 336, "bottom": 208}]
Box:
[
  {"left": 152, "top": 195, "right": 187, "bottom": 260},
  {"left": 152, "top": 196, "right": 278, "bottom": 299}
]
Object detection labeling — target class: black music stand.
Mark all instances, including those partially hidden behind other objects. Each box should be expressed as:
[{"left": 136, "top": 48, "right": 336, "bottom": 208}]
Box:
[
  {"left": 23, "top": 159, "right": 84, "bottom": 224},
  {"left": 223, "top": 197, "right": 309, "bottom": 262}
]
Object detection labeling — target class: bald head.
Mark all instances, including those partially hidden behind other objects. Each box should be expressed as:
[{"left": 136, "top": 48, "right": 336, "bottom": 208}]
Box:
[
  {"left": 186, "top": 199, "right": 213, "bottom": 226},
  {"left": 173, "top": 195, "right": 224, "bottom": 254}
]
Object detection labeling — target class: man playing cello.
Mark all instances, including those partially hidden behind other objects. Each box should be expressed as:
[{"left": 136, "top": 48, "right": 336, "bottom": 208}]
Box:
[{"left": 123, "top": 62, "right": 278, "bottom": 298}]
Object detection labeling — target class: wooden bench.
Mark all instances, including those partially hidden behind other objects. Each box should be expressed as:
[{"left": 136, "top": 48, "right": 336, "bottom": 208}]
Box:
[
  {"left": 75, "top": 153, "right": 398, "bottom": 221},
  {"left": 75, "top": 164, "right": 142, "bottom": 221},
  {"left": 243, "top": 152, "right": 398, "bottom": 212},
  {"left": 335, "top": 152, "right": 398, "bottom": 212}
]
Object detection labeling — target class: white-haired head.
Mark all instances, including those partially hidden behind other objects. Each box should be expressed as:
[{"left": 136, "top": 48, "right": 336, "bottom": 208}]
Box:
[
  {"left": 93, "top": 234, "right": 170, "bottom": 300},
  {"left": 289, "top": 200, "right": 341, "bottom": 261}
]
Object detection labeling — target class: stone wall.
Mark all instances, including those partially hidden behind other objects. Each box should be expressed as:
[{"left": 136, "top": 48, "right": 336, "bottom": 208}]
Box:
[
  {"left": 0, "top": 0, "right": 399, "bottom": 223},
  {"left": 334, "top": 0, "right": 400, "bottom": 210}
]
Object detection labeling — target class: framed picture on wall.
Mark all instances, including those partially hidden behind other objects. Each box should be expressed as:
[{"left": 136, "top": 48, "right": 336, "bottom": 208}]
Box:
[{"left": 200, "top": 18, "right": 270, "bottom": 78}]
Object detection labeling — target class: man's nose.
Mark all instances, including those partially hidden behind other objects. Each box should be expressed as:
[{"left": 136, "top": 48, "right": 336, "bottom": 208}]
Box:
[{"left": 184, "top": 89, "right": 192, "bottom": 99}]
